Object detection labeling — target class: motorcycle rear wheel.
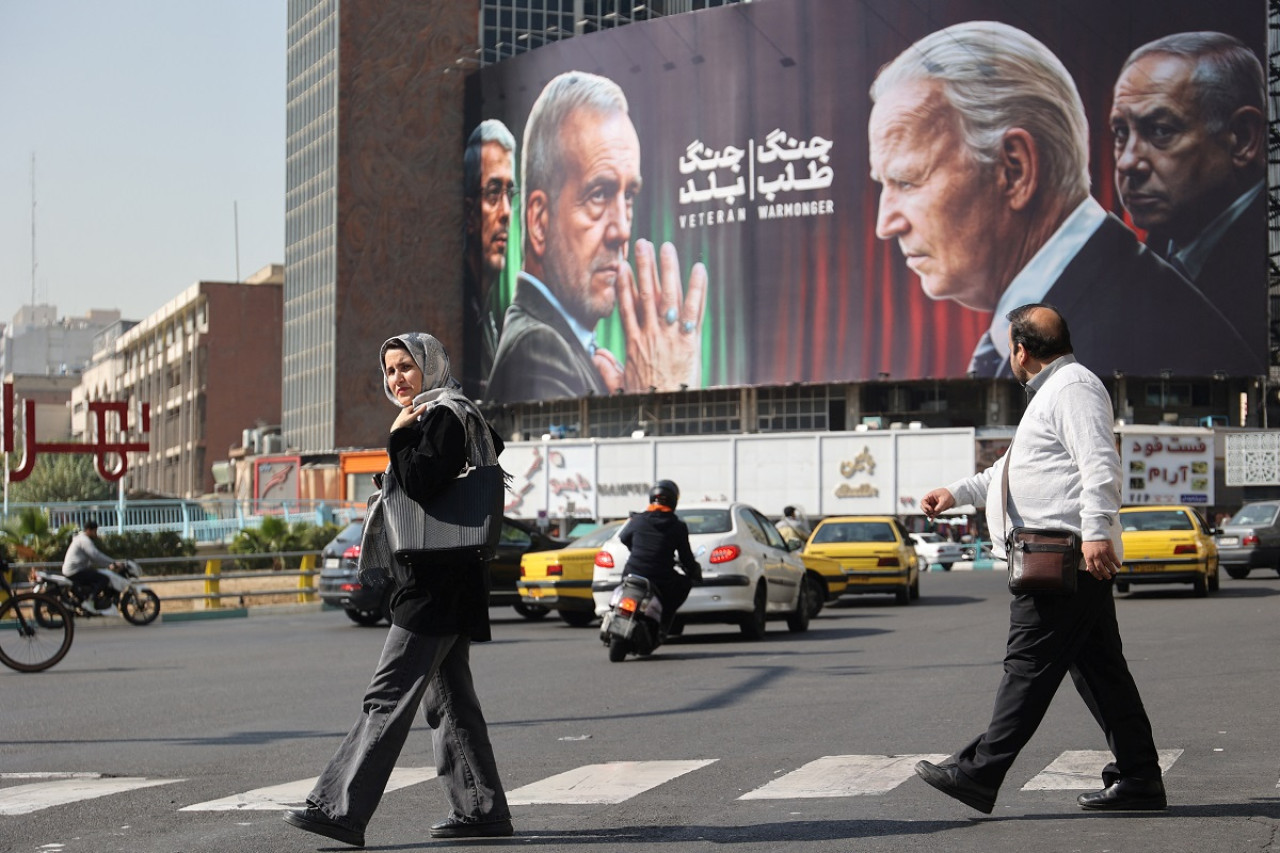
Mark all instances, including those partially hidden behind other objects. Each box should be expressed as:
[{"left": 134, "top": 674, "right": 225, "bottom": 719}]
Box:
[
  {"left": 608, "top": 636, "right": 628, "bottom": 662},
  {"left": 33, "top": 596, "right": 68, "bottom": 629},
  {"left": 121, "top": 589, "right": 161, "bottom": 626}
]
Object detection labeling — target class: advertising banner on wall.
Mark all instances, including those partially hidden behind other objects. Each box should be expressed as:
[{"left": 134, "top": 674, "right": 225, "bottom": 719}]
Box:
[
  {"left": 1118, "top": 427, "right": 1215, "bottom": 506},
  {"left": 462, "top": 0, "right": 1266, "bottom": 404},
  {"left": 498, "top": 429, "right": 976, "bottom": 521}
]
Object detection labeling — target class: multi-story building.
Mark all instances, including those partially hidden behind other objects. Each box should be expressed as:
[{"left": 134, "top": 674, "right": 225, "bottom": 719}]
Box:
[
  {"left": 0, "top": 305, "right": 122, "bottom": 378},
  {"left": 91, "top": 265, "right": 285, "bottom": 498}
]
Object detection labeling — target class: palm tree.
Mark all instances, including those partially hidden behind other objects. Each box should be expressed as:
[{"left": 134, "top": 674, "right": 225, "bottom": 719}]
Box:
[{"left": 1, "top": 507, "right": 75, "bottom": 562}]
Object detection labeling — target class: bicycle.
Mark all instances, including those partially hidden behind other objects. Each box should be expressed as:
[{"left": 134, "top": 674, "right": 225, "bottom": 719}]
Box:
[{"left": 0, "top": 560, "right": 75, "bottom": 672}]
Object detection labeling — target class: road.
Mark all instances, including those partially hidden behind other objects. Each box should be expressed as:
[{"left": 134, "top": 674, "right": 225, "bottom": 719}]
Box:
[{"left": 2, "top": 570, "right": 1278, "bottom": 853}]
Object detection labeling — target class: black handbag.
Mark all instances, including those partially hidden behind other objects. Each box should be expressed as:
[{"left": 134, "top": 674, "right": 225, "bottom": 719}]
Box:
[{"left": 1001, "top": 436, "right": 1081, "bottom": 596}]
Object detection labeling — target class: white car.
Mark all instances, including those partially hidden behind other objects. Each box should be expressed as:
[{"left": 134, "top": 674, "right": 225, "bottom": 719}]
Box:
[
  {"left": 908, "top": 532, "right": 964, "bottom": 570},
  {"left": 591, "top": 502, "right": 817, "bottom": 639}
]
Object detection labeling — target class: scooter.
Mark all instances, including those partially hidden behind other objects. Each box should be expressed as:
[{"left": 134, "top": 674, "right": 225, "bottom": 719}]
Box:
[
  {"left": 31, "top": 560, "right": 161, "bottom": 626},
  {"left": 600, "top": 574, "right": 663, "bottom": 662}
]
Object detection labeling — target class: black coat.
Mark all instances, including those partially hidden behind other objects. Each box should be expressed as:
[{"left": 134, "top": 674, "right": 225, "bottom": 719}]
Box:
[
  {"left": 620, "top": 508, "right": 702, "bottom": 606},
  {"left": 386, "top": 405, "right": 505, "bottom": 640}
]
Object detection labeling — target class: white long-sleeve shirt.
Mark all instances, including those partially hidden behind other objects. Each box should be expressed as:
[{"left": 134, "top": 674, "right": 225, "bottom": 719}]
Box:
[
  {"left": 61, "top": 531, "right": 115, "bottom": 575},
  {"left": 946, "top": 354, "right": 1123, "bottom": 561}
]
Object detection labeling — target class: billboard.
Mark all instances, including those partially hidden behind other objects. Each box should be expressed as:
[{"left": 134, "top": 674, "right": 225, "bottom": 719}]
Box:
[
  {"left": 1118, "top": 427, "right": 1215, "bottom": 505},
  {"left": 462, "top": 0, "right": 1267, "bottom": 404}
]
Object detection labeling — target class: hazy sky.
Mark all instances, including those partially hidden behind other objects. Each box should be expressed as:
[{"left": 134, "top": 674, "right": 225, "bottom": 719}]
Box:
[{"left": 0, "top": 0, "right": 285, "bottom": 326}]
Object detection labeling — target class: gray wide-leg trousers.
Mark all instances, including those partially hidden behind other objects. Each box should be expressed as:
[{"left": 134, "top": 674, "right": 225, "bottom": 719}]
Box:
[{"left": 308, "top": 624, "right": 510, "bottom": 833}]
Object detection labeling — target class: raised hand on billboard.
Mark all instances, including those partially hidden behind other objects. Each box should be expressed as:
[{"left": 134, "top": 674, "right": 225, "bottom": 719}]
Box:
[{"left": 616, "top": 238, "right": 707, "bottom": 393}]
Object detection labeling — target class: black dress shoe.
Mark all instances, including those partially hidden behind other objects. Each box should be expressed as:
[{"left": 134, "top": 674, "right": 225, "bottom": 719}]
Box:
[
  {"left": 1077, "top": 777, "right": 1167, "bottom": 811},
  {"left": 283, "top": 806, "right": 365, "bottom": 847},
  {"left": 915, "top": 760, "right": 997, "bottom": 814},
  {"left": 429, "top": 816, "right": 515, "bottom": 839}
]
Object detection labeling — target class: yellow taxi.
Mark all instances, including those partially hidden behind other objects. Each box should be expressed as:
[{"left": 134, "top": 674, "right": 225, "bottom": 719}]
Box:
[
  {"left": 1117, "top": 505, "right": 1219, "bottom": 597},
  {"left": 802, "top": 515, "right": 919, "bottom": 605},
  {"left": 518, "top": 520, "right": 627, "bottom": 626}
]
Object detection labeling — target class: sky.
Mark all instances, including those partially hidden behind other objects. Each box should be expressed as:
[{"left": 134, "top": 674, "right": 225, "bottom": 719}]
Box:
[{"left": 0, "top": 0, "right": 285, "bottom": 326}]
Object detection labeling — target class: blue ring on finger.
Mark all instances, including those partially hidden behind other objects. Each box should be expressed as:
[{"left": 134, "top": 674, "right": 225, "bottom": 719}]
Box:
[
  {"left": 664, "top": 307, "right": 678, "bottom": 325},
  {"left": 682, "top": 320, "right": 696, "bottom": 334}
]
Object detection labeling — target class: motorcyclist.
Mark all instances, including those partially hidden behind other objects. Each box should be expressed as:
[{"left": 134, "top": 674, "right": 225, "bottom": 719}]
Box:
[
  {"left": 61, "top": 520, "right": 120, "bottom": 616},
  {"left": 619, "top": 480, "right": 702, "bottom": 632}
]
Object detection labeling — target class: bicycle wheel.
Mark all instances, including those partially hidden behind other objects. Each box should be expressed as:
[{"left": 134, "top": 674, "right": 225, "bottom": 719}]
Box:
[{"left": 0, "top": 593, "right": 75, "bottom": 672}]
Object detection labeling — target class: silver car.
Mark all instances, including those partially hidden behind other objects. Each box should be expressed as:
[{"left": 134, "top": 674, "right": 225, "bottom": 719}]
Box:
[{"left": 1214, "top": 500, "right": 1280, "bottom": 579}]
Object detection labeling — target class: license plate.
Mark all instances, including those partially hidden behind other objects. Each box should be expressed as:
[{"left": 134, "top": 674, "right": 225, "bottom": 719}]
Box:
[
  {"left": 527, "top": 588, "right": 545, "bottom": 599},
  {"left": 1127, "top": 564, "right": 1166, "bottom": 573},
  {"left": 846, "top": 576, "right": 877, "bottom": 584},
  {"left": 324, "top": 558, "right": 340, "bottom": 568},
  {"left": 1217, "top": 536, "right": 1239, "bottom": 547}
]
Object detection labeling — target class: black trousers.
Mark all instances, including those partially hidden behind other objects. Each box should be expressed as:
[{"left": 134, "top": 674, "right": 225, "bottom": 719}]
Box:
[{"left": 954, "top": 571, "right": 1161, "bottom": 791}]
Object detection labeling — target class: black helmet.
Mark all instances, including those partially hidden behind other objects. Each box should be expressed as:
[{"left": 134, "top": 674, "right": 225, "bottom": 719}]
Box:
[{"left": 649, "top": 479, "right": 680, "bottom": 508}]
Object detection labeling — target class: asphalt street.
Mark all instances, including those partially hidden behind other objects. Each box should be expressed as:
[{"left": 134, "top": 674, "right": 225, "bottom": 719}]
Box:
[{"left": 2, "top": 569, "right": 1278, "bottom": 853}]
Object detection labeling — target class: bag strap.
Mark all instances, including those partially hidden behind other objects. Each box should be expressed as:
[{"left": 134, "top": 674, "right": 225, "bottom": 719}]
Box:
[{"left": 1000, "top": 432, "right": 1016, "bottom": 541}]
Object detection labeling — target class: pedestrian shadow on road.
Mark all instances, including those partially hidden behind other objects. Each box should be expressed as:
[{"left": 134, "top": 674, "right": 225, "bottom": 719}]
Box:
[{"left": 366, "top": 817, "right": 975, "bottom": 848}]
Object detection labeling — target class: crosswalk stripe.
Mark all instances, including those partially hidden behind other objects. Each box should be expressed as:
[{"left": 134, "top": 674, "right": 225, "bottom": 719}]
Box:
[
  {"left": 739, "top": 754, "right": 950, "bottom": 800},
  {"left": 1021, "top": 749, "right": 1185, "bottom": 790},
  {"left": 180, "top": 766, "right": 437, "bottom": 811},
  {"left": 506, "top": 760, "right": 717, "bottom": 805},
  {"left": 0, "top": 776, "right": 182, "bottom": 816}
]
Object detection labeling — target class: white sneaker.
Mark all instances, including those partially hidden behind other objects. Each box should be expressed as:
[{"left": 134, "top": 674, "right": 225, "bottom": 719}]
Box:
[
  {"left": 80, "top": 600, "right": 100, "bottom": 614},
  {"left": 100, "top": 605, "right": 119, "bottom": 617}
]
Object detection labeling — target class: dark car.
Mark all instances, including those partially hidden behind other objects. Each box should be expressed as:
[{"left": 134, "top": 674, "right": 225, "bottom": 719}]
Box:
[
  {"left": 1215, "top": 500, "right": 1280, "bottom": 579},
  {"left": 318, "top": 517, "right": 567, "bottom": 626}
]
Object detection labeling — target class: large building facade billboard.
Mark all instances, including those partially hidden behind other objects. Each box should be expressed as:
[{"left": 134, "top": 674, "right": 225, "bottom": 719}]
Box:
[{"left": 463, "top": 0, "right": 1266, "bottom": 404}]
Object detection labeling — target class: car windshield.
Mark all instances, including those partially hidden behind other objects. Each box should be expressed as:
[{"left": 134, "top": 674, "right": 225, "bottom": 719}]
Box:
[
  {"left": 812, "top": 521, "right": 896, "bottom": 544},
  {"left": 676, "top": 509, "right": 732, "bottom": 535},
  {"left": 1230, "top": 504, "right": 1279, "bottom": 526},
  {"left": 915, "top": 533, "right": 943, "bottom": 543},
  {"left": 570, "top": 522, "right": 625, "bottom": 549},
  {"left": 1121, "top": 511, "right": 1193, "bottom": 531}
]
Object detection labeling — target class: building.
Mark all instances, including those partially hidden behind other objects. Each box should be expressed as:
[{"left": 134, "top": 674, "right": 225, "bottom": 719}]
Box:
[
  {"left": 0, "top": 304, "right": 122, "bottom": 378},
  {"left": 283, "top": 0, "right": 1277, "bottom": 464},
  {"left": 283, "top": 0, "right": 748, "bottom": 453},
  {"left": 92, "top": 265, "right": 285, "bottom": 498}
]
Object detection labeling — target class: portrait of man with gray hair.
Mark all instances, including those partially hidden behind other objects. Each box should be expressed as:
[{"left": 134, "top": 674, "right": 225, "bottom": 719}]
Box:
[
  {"left": 1111, "top": 31, "right": 1266, "bottom": 345},
  {"left": 463, "top": 119, "right": 517, "bottom": 396},
  {"left": 486, "top": 70, "right": 708, "bottom": 404},
  {"left": 868, "top": 20, "right": 1257, "bottom": 380}
]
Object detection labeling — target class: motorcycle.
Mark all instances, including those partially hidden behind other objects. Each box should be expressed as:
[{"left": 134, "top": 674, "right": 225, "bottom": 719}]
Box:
[
  {"left": 599, "top": 574, "right": 663, "bottom": 662},
  {"left": 32, "top": 560, "right": 161, "bottom": 627}
]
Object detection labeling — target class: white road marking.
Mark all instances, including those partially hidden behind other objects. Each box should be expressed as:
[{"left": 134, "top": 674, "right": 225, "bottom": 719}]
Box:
[
  {"left": 506, "top": 760, "right": 717, "bottom": 805},
  {"left": 180, "top": 766, "right": 436, "bottom": 811},
  {"left": 739, "top": 754, "right": 950, "bottom": 799},
  {"left": 0, "top": 776, "right": 182, "bottom": 816},
  {"left": 1021, "top": 749, "right": 1184, "bottom": 790}
]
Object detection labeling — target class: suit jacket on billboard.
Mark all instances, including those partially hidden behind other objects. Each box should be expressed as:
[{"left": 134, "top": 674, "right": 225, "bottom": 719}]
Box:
[
  {"left": 1176, "top": 189, "right": 1267, "bottom": 358},
  {"left": 977, "top": 214, "right": 1260, "bottom": 379},
  {"left": 486, "top": 276, "right": 610, "bottom": 403}
]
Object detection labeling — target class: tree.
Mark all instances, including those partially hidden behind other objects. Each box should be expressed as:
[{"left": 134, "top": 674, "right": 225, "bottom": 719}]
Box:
[
  {"left": 0, "top": 507, "right": 76, "bottom": 562},
  {"left": 5, "top": 452, "right": 117, "bottom": 504}
]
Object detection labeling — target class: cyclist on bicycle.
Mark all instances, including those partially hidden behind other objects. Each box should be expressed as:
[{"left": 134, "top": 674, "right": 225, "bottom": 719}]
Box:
[{"left": 61, "top": 521, "right": 120, "bottom": 616}]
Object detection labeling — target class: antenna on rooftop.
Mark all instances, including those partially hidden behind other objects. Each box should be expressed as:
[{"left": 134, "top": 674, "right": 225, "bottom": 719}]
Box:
[
  {"left": 30, "top": 152, "right": 37, "bottom": 307},
  {"left": 234, "top": 200, "right": 241, "bottom": 282}
]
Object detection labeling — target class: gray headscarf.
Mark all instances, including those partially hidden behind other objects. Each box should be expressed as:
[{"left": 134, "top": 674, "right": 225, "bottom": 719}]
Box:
[{"left": 379, "top": 332, "right": 462, "bottom": 407}]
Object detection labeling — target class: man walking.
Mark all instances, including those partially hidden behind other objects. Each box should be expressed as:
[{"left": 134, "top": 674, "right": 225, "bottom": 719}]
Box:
[{"left": 916, "top": 303, "right": 1165, "bottom": 814}]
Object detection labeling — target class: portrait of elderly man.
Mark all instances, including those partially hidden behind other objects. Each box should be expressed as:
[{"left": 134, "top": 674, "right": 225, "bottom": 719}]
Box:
[
  {"left": 486, "top": 71, "right": 708, "bottom": 404},
  {"left": 462, "top": 119, "right": 517, "bottom": 396},
  {"left": 868, "top": 21, "right": 1257, "bottom": 380},
  {"left": 1111, "top": 31, "right": 1266, "bottom": 346}
]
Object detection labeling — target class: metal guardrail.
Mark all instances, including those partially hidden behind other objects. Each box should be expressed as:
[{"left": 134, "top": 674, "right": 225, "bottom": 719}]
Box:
[
  {"left": 1, "top": 499, "right": 364, "bottom": 544},
  {"left": 5, "top": 551, "right": 326, "bottom": 610}
]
